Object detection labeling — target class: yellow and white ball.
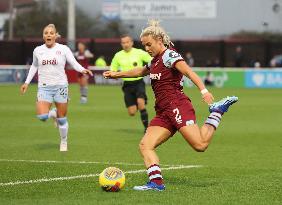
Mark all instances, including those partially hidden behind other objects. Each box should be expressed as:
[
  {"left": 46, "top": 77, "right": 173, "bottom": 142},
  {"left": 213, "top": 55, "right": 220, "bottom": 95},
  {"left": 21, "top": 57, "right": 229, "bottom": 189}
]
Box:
[{"left": 99, "top": 167, "right": 125, "bottom": 192}]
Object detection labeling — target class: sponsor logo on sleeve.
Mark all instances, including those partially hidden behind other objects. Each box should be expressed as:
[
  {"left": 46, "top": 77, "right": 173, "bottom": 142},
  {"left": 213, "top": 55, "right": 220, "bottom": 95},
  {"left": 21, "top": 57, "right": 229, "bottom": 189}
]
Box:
[{"left": 169, "top": 51, "right": 180, "bottom": 58}]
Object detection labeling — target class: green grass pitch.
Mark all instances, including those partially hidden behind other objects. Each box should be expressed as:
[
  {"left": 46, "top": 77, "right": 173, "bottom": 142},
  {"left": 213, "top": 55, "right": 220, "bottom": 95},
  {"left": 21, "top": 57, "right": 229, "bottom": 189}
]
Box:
[{"left": 0, "top": 84, "right": 281, "bottom": 205}]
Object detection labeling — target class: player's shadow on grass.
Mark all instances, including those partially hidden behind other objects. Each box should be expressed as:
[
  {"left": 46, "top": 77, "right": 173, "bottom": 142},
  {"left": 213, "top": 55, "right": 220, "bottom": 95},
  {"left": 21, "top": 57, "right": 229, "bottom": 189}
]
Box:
[
  {"left": 167, "top": 176, "right": 218, "bottom": 188},
  {"left": 35, "top": 143, "right": 58, "bottom": 150}
]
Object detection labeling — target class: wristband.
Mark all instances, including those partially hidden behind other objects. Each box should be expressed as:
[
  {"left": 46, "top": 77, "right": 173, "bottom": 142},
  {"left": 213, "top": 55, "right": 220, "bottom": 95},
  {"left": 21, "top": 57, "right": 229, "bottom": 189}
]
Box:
[{"left": 200, "top": 88, "right": 208, "bottom": 95}]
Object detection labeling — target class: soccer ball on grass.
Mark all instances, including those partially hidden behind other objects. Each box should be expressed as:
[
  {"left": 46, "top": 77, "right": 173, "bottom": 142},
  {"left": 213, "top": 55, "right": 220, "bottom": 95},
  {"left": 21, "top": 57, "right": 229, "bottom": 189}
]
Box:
[{"left": 99, "top": 167, "right": 125, "bottom": 192}]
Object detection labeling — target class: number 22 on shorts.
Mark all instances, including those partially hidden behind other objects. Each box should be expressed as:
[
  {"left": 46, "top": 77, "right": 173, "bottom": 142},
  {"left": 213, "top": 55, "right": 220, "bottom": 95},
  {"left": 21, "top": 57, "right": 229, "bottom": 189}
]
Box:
[{"left": 173, "top": 108, "right": 182, "bottom": 124}]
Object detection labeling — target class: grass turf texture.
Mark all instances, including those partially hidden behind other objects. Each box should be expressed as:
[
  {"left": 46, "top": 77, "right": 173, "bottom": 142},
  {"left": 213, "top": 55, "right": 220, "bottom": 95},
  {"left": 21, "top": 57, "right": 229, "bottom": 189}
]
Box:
[{"left": 0, "top": 84, "right": 281, "bottom": 205}]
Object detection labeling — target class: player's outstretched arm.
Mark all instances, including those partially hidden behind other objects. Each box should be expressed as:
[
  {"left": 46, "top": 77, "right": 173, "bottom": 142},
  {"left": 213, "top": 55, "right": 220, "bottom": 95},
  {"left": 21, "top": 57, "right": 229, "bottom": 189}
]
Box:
[
  {"left": 21, "top": 63, "right": 38, "bottom": 94},
  {"left": 175, "top": 61, "right": 214, "bottom": 104},
  {"left": 103, "top": 67, "right": 149, "bottom": 79}
]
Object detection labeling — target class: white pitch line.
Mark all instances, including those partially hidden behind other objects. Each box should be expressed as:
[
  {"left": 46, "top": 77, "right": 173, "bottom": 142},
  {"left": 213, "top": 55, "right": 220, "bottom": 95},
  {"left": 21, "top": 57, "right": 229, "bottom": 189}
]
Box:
[
  {"left": 0, "top": 159, "right": 186, "bottom": 167},
  {"left": 0, "top": 165, "right": 202, "bottom": 187},
  {"left": 0, "top": 159, "right": 145, "bottom": 166}
]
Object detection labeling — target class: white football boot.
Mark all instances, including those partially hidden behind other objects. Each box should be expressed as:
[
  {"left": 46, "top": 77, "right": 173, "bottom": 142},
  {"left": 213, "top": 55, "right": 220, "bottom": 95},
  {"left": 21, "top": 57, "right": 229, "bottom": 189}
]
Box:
[
  {"left": 60, "top": 141, "right": 68, "bottom": 152},
  {"left": 80, "top": 96, "right": 87, "bottom": 104}
]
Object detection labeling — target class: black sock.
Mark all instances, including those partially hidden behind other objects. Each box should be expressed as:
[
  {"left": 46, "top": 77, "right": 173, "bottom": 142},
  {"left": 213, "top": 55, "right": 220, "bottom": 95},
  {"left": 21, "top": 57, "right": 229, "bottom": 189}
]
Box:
[{"left": 140, "top": 109, "right": 148, "bottom": 129}]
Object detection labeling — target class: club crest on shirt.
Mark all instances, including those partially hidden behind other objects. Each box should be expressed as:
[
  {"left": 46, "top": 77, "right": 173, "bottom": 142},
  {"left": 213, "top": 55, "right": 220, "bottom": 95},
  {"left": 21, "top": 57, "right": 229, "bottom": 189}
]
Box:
[{"left": 56, "top": 50, "right": 62, "bottom": 55}]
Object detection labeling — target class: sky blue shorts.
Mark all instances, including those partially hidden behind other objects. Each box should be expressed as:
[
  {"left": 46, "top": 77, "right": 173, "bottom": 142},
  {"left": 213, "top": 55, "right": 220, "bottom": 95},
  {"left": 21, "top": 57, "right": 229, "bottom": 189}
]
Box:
[{"left": 37, "top": 85, "right": 68, "bottom": 103}]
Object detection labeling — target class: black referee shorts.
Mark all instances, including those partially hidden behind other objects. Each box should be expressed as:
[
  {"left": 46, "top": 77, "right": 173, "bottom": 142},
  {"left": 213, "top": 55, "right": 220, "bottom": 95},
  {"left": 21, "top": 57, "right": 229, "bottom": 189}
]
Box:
[{"left": 122, "top": 79, "right": 147, "bottom": 107}]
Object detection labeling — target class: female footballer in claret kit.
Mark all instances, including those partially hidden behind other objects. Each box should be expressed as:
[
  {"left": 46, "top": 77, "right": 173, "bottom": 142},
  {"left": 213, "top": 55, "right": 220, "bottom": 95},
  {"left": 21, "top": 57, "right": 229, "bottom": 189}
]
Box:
[{"left": 104, "top": 20, "right": 238, "bottom": 191}]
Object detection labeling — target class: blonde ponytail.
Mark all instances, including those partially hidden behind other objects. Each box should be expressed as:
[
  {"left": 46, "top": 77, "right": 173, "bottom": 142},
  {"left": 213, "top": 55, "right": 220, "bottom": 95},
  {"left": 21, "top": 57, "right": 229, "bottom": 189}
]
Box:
[
  {"left": 140, "top": 19, "right": 173, "bottom": 47},
  {"left": 148, "top": 19, "right": 160, "bottom": 27}
]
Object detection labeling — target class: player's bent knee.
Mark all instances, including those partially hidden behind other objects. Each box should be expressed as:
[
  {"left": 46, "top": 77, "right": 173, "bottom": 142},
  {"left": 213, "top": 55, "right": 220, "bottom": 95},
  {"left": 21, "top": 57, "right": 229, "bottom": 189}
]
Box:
[
  {"left": 192, "top": 143, "right": 208, "bottom": 152},
  {"left": 139, "top": 141, "right": 154, "bottom": 153},
  {"left": 128, "top": 109, "right": 136, "bottom": 116},
  {"left": 139, "top": 141, "right": 149, "bottom": 153},
  {"left": 128, "top": 112, "right": 135, "bottom": 116},
  {"left": 57, "top": 117, "right": 67, "bottom": 126},
  {"left": 139, "top": 142, "right": 145, "bottom": 152},
  {"left": 37, "top": 114, "right": 49, "bottom": 121}
]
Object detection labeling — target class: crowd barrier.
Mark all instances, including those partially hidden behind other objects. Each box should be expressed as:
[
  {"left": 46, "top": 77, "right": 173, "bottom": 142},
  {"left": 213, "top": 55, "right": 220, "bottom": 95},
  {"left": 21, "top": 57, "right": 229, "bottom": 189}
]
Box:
[{"left": 0, "top": 65, "right": 282, "bottom": 88}]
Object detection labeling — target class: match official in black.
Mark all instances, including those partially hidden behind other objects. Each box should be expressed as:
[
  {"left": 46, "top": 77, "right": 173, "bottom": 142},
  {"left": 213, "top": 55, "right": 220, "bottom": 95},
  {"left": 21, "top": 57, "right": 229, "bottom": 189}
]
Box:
[{"left": 110, "top": 35, "right": 152, "bottom": 132}]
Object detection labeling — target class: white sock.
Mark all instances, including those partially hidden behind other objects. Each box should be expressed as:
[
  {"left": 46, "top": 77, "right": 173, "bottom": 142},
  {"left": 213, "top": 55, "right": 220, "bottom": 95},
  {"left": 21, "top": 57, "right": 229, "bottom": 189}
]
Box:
[
  {"left": 205, "top": 112, "right": 222, "bottom": 129},
  {"left": 59, "top": 122, "right": 68, "bottom": 143}
]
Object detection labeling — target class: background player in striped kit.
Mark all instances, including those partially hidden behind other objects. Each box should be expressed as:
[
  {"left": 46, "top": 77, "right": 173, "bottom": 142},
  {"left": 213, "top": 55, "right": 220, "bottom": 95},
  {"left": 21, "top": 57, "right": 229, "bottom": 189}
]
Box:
[
  {"left": 20, "top": 24, "right": 93, "bottom": 152},
  {"left": 104, "top": 20, "right": 238, "bottom": 191}
]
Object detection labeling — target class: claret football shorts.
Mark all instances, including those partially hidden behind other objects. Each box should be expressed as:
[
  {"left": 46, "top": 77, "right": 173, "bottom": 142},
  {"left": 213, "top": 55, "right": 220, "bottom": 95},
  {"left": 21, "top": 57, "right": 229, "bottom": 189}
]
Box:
[{"left": 149, "top": 97, "right": 196, "bottom": 134}]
